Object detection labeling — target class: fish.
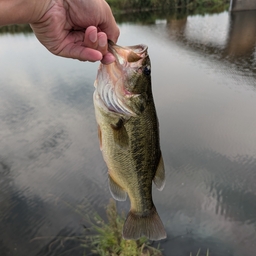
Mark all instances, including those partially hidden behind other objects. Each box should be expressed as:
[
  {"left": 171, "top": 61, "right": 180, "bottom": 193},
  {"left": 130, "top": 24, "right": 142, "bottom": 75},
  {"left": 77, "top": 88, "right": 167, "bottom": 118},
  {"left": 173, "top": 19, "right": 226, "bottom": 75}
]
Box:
[{"left": 93, "top": 40, "right": 166, "bottom": 241}]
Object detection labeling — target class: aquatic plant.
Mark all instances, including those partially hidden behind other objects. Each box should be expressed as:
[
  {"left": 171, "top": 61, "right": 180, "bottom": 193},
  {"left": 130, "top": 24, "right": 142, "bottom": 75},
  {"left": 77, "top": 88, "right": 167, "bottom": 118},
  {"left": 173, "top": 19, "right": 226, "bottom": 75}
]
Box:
[
  {"left": 31, "top": 196, "right": 212, "bottom": 255},
  {"left": 30, "top": 198, "right": 162, "bottom": 255},
  {"left": 82, "top": 199, "right": 163, "bottom": 256}
]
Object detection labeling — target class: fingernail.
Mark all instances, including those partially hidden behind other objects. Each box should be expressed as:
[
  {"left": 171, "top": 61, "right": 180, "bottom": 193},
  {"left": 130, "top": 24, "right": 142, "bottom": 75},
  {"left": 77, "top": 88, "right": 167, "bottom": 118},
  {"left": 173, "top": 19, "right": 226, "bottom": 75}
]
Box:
[
  {"left": 98, "top": 36, "right": 106, "bottom": 48},
  {"left": 89, "top": 31, "right": 97, "bottom": 43}
]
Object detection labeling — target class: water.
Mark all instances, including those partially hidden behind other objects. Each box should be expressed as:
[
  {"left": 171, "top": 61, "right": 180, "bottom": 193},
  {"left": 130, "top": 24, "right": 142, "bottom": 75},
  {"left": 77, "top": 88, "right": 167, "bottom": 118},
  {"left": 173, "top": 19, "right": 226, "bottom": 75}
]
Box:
[{"left": 0, "top": 9, "right": 256, "bottom": 256}]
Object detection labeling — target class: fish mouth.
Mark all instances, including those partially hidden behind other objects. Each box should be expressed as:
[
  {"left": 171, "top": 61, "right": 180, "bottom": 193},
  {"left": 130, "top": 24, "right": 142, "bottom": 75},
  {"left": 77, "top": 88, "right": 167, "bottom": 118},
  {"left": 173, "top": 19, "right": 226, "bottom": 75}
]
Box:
[
  {"left": 94, "top": 41, "right": 148, "bottom": 116},
  {"left": 108, "top": 40, "right": 148, "bottom": 66}
]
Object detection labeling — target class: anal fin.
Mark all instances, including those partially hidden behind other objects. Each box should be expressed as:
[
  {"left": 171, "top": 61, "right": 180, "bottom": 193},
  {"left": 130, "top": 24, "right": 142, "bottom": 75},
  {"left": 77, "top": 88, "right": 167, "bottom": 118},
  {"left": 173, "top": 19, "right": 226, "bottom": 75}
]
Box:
[
  {"left": 153, "top": 155, "right": 165, "bottom": 191},
  {"left": 108, "top": 174, "right": 127, "bottom": 201}
]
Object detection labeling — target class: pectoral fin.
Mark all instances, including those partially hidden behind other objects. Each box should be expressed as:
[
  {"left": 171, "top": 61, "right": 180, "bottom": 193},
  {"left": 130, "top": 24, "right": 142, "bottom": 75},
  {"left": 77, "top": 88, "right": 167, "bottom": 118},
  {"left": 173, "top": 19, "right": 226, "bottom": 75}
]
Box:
[
  {"left": 108, "top": 174, "right": 127, "bottom": 201},
  {"left": 110, "top": 118, "right": 129, "bottom": 148},
  {"left": 153, "top": 155, "right": 165, "bottom": 191}
]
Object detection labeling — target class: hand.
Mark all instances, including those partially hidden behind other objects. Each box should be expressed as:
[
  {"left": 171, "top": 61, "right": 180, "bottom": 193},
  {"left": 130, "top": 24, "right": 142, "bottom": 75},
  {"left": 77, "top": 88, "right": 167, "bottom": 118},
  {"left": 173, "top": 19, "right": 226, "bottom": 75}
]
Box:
[{"left": 30, "top": 0, "right": 120, "bottom": 64}]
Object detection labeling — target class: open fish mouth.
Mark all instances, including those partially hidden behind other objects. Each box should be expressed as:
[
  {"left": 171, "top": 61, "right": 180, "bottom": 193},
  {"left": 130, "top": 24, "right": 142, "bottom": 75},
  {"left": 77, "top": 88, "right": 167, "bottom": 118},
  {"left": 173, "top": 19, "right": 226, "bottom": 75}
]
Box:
[
  {"left": 94, "top": 41, "right": 148, "bottom": 117},
  {"left": 108, "top": 40, "right": 148, "bottom": 66}
]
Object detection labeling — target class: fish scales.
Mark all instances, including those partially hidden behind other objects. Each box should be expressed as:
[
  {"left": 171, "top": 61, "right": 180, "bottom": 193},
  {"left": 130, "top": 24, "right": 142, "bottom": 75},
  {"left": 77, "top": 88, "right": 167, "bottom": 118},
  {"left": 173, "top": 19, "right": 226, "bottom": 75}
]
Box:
[{"left": 93, "top": 41, "right": 166, "bottom": 241}]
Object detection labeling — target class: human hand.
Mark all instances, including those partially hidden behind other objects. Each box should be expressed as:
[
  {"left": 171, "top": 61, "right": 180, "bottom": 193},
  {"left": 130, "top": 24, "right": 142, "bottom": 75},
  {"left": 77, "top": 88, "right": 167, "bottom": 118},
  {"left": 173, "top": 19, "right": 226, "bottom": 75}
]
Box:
[{"left": 30, "top": 0, "right": 119, "bottom": 64}]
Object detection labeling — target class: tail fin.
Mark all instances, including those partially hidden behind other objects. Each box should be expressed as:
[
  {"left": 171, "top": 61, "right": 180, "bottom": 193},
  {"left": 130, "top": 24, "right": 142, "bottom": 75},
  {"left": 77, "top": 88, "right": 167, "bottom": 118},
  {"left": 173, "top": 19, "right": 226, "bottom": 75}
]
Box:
[{"left": 122, "top": 205, "right": 166, "bottom": 241}]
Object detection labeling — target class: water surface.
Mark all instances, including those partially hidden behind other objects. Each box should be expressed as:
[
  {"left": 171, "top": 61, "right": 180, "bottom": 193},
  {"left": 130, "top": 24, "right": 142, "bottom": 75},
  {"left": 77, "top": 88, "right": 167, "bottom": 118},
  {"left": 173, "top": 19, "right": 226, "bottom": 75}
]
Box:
[{"left": 0, "top": 10, "right": 256, "bottom": 256}]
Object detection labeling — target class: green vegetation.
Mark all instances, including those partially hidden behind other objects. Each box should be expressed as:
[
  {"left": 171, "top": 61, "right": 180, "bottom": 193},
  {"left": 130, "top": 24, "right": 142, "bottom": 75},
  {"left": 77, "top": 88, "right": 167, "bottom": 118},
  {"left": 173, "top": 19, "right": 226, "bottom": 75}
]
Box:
[
  {"left": 0, "top": 24, "right": 32, "bottom": 34},
  {"left": 106, "top": 0, "right": 229, "bottom": 13},
  {"left": 0, "top": 1, "right": 230, "bottom": 34},
  {"left": 31, "top": 198, "right": 212, "bottom": 255},
  {"left": 107, "top": 0, "right": 229, "bottom": 24},
  {"left": 65, "top": 199, "right": 210, "bottom": 256},
  {"left": 83, "top": 199, "right": 162, "bottom": 256},
  {"left": 30, "top": 199, "right": 162, "bottom": 255},
  {"left": 80, "top": 199, "right": 211, "bottom": 256}
]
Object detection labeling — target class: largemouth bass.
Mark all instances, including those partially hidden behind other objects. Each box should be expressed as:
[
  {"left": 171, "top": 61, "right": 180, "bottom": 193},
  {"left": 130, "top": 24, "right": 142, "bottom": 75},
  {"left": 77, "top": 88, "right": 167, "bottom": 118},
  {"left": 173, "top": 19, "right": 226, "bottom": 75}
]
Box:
[{"left": 93, "top": 41, "right": 166, "bottom": 241}]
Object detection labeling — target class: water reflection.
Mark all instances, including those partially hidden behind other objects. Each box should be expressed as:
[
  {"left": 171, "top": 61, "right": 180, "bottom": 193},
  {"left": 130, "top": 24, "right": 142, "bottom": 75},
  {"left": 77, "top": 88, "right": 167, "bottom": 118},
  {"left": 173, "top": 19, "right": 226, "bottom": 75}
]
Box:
[
  {"left": 1, "top": 8, "right": 256, "bottom": 256},
  {"left": 0, "top": 161, "right": 45, "bottom": 255},
  {"left": 151, "top": 10, "right": 256, "bottom": 256},
  {"left": 35, "top": 228, "right": 81, "bottom": 256},
  {"left": 226, "top": 11, "right": 256, "bottom": 57},
  {"left": 165, "top": 10, "right": 256, "bottom": 76}
]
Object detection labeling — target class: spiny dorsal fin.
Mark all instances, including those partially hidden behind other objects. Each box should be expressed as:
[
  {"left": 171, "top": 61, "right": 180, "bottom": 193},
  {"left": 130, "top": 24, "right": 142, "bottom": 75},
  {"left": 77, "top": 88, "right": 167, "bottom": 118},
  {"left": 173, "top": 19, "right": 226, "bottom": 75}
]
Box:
[
  {"left": 108, "top": 174, "right": 127, "bottom": 201},
  {"left": 153, "top": 155, "right": 165, "bottom": 191}
]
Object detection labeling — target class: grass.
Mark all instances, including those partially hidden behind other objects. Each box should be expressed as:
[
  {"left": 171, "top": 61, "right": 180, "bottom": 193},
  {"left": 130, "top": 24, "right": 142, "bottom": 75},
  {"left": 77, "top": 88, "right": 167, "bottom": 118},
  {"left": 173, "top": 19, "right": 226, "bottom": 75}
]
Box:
[
  {"left": 30, "top": 198, "right": 162, "bottom": 255},
  {"left": 80, "top": 200, "right": 210, "bottom": 256},
  {"left": 31, "top": 198, "right": 210, "bottom": 256},
  {"left": 82, "top": 199, "right": 162, "bottom": 256}
]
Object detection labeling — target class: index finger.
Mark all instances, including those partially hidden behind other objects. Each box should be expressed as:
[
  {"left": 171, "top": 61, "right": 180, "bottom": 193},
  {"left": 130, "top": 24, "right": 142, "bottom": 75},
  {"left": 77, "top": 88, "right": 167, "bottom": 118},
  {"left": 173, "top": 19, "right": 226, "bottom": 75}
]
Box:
[
  {"left": 98, "top": 3, "right": 120, "bottom": 43},
  {"left": 99, "top": 22, "right": 119, "bottom": 43}
]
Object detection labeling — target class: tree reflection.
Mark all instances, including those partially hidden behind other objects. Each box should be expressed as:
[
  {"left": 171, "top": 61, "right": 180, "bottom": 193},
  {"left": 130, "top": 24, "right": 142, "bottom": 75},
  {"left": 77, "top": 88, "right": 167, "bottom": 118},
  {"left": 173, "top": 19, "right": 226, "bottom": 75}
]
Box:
[
  {"left": 164, "top": 10, "right": 256, "bottom": 77},
  {"left": 0, "top": 24, "right": 32, "bottom": 34}
]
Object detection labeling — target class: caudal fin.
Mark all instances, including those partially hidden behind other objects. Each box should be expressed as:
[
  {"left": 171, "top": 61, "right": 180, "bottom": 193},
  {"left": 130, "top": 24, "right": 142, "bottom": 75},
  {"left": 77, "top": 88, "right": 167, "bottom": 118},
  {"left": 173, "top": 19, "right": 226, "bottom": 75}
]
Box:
[{"left": 122, "top": 205, "right": 166, "bottom": 241}]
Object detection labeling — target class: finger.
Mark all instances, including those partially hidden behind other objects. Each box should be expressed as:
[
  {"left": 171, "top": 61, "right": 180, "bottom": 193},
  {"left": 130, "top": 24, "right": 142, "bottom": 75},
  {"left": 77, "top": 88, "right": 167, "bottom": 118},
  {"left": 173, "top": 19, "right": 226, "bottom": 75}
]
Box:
[
  {"left": 46, "top": 30, "right": 102, "bottom": 62},
  {"left": 97, "top": 32, "right": 108, "bottom": 56},
  {"left": 98, "top": 2, "right": 120, "bottom": 43},
  {"left": 101, "top": 52, "right": 116, "bottom": 65},
  {"left": 99, "top": 21, "right": 120, "bottom": 43},
  {"left": 83, "top": 26, "right": 98, "bottom": 48},
  {"left": 60, "top": 43, "right": 103, "bottom": 62}
]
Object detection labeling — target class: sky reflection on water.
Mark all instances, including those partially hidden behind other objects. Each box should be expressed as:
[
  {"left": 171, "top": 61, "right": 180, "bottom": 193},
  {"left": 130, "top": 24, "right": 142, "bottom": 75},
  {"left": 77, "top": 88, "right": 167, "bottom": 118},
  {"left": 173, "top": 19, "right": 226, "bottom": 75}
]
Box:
[{"left": 0, "top": 10, "right": 256, "bottom": 256}]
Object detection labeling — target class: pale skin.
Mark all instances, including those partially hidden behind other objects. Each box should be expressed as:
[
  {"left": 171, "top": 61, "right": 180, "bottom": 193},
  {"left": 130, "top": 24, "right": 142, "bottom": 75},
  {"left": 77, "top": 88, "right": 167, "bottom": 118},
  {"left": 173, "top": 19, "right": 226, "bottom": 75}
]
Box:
[{"left": 0, "top": 0, "right": 120, "bottom": 64}]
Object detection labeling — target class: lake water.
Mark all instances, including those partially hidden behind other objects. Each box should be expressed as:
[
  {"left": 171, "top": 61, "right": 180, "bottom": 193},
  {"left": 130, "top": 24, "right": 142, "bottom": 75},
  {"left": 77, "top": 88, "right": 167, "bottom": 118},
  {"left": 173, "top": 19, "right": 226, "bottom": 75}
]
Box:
[{"left": 0, "top": 9, "right": 256, "bottom": 256}]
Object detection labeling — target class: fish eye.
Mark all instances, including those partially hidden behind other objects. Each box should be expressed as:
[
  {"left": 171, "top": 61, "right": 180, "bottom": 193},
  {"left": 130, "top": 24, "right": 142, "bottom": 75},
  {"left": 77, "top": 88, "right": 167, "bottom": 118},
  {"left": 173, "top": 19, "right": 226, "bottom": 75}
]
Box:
[{"left": 143, "top": 66, "right": 151, "bottom": 76}]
